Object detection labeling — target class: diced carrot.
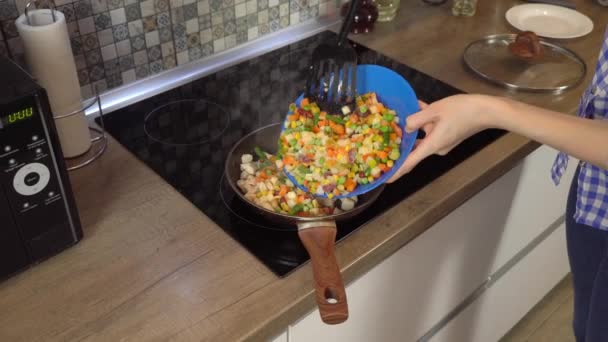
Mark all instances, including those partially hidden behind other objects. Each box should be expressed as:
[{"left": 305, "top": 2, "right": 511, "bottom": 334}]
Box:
[
  {"left": 362, "top": 154, "right": 373, "bottom": 161},
  {"left": 297, "top": 195, "right": 305, "bottom": 203},
  {"left": 301, "top": 98, "right": 309, "bottom": 106},
  {"left": 390, "top": 133, "right": 397, "bottom": 141},
  {"left": 376, "top": 103, "right": 385, "bottom": 112},
  {"left": 345, "top": 179, "right": 356, "bottom": 192},
  {"left": 349, "top": 115, "right": 359, "bottom": 123},
  {"left": 351, "top": 135, "right": 364, "bottom": 142},
  {"left": 326, "top": 148, "right": 336, "bottom": 158},
  {"left": 318, "top": 120, "right": 327, "bottom": 127},
  {"left": 377, "top": 151, "right": 388, "bottom": 159},
  {"left": 306, "top": 153, "right": 315, "bottom": 160},
  {"left": 288, "top": 112, "right": 299, "bottom": 121},
  {"left": 391, "top": 122, "right": 402, "bottom": 137},
  {"left": 279, "top": 186, "right": 288, "bottom": 197},
  {"left": 313, "top": 127, "right": 320, "bottom": 133},
  {"left": 283, "top": 156, "right": 296, "bottom": 165},
  {"left": 379, "top": 164, "right": 389, "bottom": 172},
  {"left": 329, "top": 121, "right": 345, "bottom": 135}
]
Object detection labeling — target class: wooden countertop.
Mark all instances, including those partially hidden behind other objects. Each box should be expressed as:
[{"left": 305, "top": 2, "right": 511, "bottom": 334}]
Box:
[{"left": 0, "top": 1, "right": 606, "bottom": 341}]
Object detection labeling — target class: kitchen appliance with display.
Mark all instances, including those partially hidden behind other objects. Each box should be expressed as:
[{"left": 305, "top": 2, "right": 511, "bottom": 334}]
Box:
[{"left": 0, "top": 56, "right": 82, "bottom": 280}]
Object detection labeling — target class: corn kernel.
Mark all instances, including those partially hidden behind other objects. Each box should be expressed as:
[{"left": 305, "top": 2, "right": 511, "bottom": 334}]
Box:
[
  {"left": 291, "top": 122, "right": 296, "bottom": 128},
  {"left": 328, "top": 193, "right": 334, "bottom": 199},
  {"left": 295, "top": 132, "right": 301, "bottom": 140},
  {"left": 387, "top": 160, "right": 394, "bottom": 167},
  {"left": 348, "top": 172, "right": 355, "bottom": 178},
  {"left": 368, "top": 176, "right": 374, "bottom": 182}
]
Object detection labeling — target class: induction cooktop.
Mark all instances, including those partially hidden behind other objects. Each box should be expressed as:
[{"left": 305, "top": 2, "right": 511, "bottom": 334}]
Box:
[{"left": 97, "top": 31, "right": 506, "bottom": 277}]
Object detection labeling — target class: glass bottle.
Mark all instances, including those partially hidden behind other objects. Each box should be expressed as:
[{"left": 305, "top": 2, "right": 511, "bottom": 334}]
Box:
[
  {"left": 373, "top": 0, "right": 400, "bottom": 22},
  {"left": 452, "top": 0, "right": 477, "bottom": 16}
]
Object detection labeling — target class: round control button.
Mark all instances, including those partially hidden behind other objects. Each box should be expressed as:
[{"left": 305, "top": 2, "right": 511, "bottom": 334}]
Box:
[
  {"left": 13, "top": 163, "right": 50, "bottom": 196},
  {"left": 48, "top": 191, "right": 55, "bottom": 197},
  {"left": 32, "top": 135, "right": 39, "bottom": 142},
  {"left": 23, "top": 203, "right": 29, "bottom": 209},
  {"left": 36, "top": 148, "right": 42, "bottom": 154},
  {"left": 4, "top": 145, "right": 11, "bottom": 152},
  {"left": 8, "top": 158, "right": 15, "bottom": 165},
  {"left": 24, "top": 172, "right": 40, "bottom": 186}
]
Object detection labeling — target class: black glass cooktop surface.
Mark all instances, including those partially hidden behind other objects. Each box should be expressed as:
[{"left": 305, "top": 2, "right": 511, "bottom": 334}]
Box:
[{"left": 97, "top": 31, "right": 506, "bottom": 277}]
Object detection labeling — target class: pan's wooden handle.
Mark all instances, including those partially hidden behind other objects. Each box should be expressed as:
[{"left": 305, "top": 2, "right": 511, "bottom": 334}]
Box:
[{"left": 298, "top": 224, "right": 348, "bottom": 324}]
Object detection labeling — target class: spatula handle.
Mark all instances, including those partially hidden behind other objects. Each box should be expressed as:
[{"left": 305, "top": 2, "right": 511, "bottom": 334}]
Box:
[{"left": 337, "top": 0, "right": 362, "bottom": 45}]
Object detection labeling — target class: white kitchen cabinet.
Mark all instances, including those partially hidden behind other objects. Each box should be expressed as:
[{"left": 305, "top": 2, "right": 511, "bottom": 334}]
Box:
[{"left": 288, "top": 145, "right": 577, "bottom": 342}]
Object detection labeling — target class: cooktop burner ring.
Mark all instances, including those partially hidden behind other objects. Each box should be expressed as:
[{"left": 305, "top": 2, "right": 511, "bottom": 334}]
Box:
[
  {"left": 143, "top": 99, "right": 231, "bottom": 146},
  {"left": 219, "top": 173, "right": 296, "bottom": 232}
]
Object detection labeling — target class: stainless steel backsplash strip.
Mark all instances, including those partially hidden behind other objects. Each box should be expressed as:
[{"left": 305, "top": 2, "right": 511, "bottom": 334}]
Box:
[{"left": 85, "top": 15, "right": 340, "bottom": 117}]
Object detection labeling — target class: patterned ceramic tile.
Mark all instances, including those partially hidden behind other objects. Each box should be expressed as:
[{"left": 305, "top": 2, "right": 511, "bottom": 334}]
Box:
[
  {"left": 257, "top": 0, "right": 267, "bottom": 10},
  {"left": 222, "top": 7, "right": 234, "bottom": 21},
  {"left": 122, "top": 69, "right": 136, "bottom": 83},
  {"left": 174, "top": 36, "right": 187, "bottom": 52},
  {"left": 198, "top": 13, "right": 211, "bottom": 29},
  {"left": 106, "top": 72, "right": 123, "bottom": 87},
  {"left": 128, "top": 19, "right": 144, "bottom": 36},
  {"left": 116, "top": 38, "right": 131, "bottom": 55},
  {"left": 142, "top": 16, "right": 157, "bottom": 32},
  {"left": 224, "top": 19, "right": 236, "bottom": 35},
  {"left": 74, "top": 54, "right": 88, "bottom": 69},
  {"left": 269, "top": 0, "right": 278, "bottom": 6},
  {"left": 202, "top": 42, "right": 213, "bottom": 56},
  {"left": 184, "top": 3, "right": 197, "bottom": 20},
  {"left": 225, "top": 33, "right": 235, "bottom": 48},
  {"left": 86, "top": 49, "right": 103, "bottom": 65},
  {"left": 101, "top": 43, "right": 118, "bottom": 60},
  {"left": 108, "top": 0, "right": 124, "bottom": 10},
  {"left": 173, "top": 23, "right": 186, "bottom": 38},
  {"left": 235, "top": 3, "right": 246, "bottom": 17},
  {"left": 140, "top": 0, "right": 155, "bottom": 17},
  {"left": 98, "top": 28, "right": 114, "bottom": 45},
  {"left": 119, "top": 54, "right": 134, "bottom": 71},
  {"left": 104, "top": 58, "right": 121, "bottom": 74},
  {"left": 112, "top": 23, "right": 129, "bottom": 40},
  {"left": 197, "top": 0, "right": 209, "bottom": 15},
  {"left": 185, "top": 18, "right": 198, "bottom": 33},
  {"left": 125, "top": 3, "right": 140, "bottom": 21},
  {"left": 211, "top": 11, "right": 222, "bottom": 25},
  {"left": 222, "top": 0, "right": 234, "bottom": 8},
  {"left": 269, "top": 18, "right": 278, "bottom": 32},
  {"left": 289, "top": 11, "right": 297, "bottom": 24},
  {"left": 161, "top": 41, "right": 174, "bottom": 56},
  {"left": 171, "top": 7, "right": 184, "bottom": 22},
  {"left": 164, "top": 55, "right": 176, "bottom": 68},
  {"left": 110, "top": 8, "right": 127, "bottom": 25},
  {"left": 0, "top": 1, "right": 18, "bottom": 21},
  {"left": 186, "top": 32, "right": 199, "bottom": 47},
  {"left": 67, "top": 21, "right": 81, "bottom": 36},
  {"left": 82, "top": 33, "right": 100, "bottom": 51},
  {"left": 78, "top": 17, "right": 96, "bottom": 35},
  {"left": 170, "top": 0, "right": 184, "bottom": 8},
  {"left": 199, "top": 28, "right": 212, "bottom": 43},
  {"left": 268, "top": 6, "right": 278, "bottom": 20},
  {"left": 246, "top": 13, "right": 256, "bottom": 28},
  {"left": 188, "top": 46, "right": 201, "bottom": 60},
  {"left": 148, "top": 45, "right": 163, "bottom": 62},
  {"left": 259, "top": 22, "right": 268, "bottom": 35},
  {"left": 89, "top": 63, "right": 105, "bottom": 81},
  {"left": 279, "top": 3, "right": 287, "bottom": 16},
  {"left": 145, "top": 30, "right": 159, "bottom": 46},
  {"left": 279, "top": 14, "right": 288, "bottom": 28},
  {"left": 154, "top": 0, "right": 169, "bottom": 12},
  {"left": 235, "top": 16, "right": 246, "bottom": 32},
  {"left": 135, "top": 64, "right": 149, "bottom": 80},
  {"left": 133, "top": 49, "right": 148, "bottom": 65},
  {"left": 94, "top": 12, "right": 112, "bottom": 30},
  {"left": 92, "top": 79, "right": 108, "bottom": 93},
  {"left": 156, "top": 11, "right": 170, "bottom": 27},
  {"left": 176, "top": 50, "right": 188, "bottom": 64},
  {"left": 71, "top": 37, "right": 84, "bottom": 55},
  {"left": 90, "top": 0, "right": 108, "bottom": 13},
  {"left": 213, "top": 37, "right": 224, "bottom": 52},
  {"left": 78, "top": 68, "right": 90, "bottom": 84},
  {"left": 289, "top": 0, "right": 297, "bottom": 12},
  {"left": 159, "top": 26, "right": 172, "bottom": 43},
  {"left": 246, "top": 0, "right": 256, "bottom": 13},
  {"left": 257, "top": 9, "right": 267, "bottom": 24},
  {"left": 58, "top": 4, "right": 77, "bottom": 22},
  {"left": 209, "top": 0, "right": 221, "bottom": 11},
  {"left": 212, "top": 24, "right": 223, "bottom": 39},
  {"left": 149, "top": 59, "right": 163, "bottom": 74},
  {"left": 130, "top": 34, "right": 146, "bottom": 51},
  {"left": 74, "top": 0, "right": 93, "bottom": 19},
  {"left": 236, "top": 30, "right": 246, "bottom": 44}
]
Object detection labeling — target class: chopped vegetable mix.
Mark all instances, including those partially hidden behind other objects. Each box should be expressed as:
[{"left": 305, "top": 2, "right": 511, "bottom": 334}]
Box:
[{"left": 279, "top": 92, "right": 402, "bottom": 198}]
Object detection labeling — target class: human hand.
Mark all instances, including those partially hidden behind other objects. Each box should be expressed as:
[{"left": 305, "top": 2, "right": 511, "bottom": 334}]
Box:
[{"left": 388, "top": 94, "right": 494, "bottom": 182}]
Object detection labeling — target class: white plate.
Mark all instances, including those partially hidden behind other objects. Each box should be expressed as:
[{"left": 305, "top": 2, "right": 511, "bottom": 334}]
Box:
[{"left": 505, "top": 4, "right": 594, "bottom": 39}]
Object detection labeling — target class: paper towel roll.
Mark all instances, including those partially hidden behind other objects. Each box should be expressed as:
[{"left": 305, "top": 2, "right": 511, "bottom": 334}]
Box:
[{"left": 15, "top": 9, "right": 91, "bottom": 158}]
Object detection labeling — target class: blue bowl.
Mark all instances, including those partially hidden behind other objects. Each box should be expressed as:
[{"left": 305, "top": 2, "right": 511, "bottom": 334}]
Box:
[{"left": 282, "top": 64, "right": 420, "bottom": 199}]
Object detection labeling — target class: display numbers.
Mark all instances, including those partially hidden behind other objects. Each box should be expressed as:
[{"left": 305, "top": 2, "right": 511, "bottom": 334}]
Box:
[{"left": 8, "top": 107, "right": 34, "bottom": 124}]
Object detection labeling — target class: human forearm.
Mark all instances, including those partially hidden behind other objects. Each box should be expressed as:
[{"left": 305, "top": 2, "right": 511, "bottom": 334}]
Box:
[{"left": 483, "top": 96, "right": 608, "bottom": 169}]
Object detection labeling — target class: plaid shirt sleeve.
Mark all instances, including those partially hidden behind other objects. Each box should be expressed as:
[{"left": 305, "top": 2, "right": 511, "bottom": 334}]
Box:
[{"left": 551, "top": 25, "right": 608, "bottom": 230}]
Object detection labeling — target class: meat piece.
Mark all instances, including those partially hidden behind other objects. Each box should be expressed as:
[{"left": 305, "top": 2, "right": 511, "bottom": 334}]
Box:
[
  {"left": 509, "top": 31, "right": 544, "bottom": 59},
  {"left": 323, "top": 184, "right": 336, "bottom": 193},
  {"left": 348, "top": 149, "right": 357, "bottom": 163}
]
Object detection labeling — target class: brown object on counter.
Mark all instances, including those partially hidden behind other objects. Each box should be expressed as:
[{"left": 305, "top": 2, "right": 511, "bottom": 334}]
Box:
[{"left": 509, "top": 31, "right": 544, "bottom": 59}]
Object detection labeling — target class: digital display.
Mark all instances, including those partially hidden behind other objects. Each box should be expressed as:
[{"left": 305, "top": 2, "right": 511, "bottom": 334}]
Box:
[{"left": 0, "top": 107, "right": 34, "bottom": 129}]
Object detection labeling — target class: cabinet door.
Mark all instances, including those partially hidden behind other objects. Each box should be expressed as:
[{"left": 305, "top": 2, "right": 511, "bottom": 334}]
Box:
[
  {"left": 0, "top": 185, "right": 29, "bottom": 278},
  {"left": 288, "top": 146, "right": 575, "bottom": 342}
]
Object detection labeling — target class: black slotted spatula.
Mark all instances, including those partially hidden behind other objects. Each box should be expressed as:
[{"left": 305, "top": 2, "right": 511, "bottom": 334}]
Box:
[{"left": 305, "top": 0, "right": 361, "bottom": 114}]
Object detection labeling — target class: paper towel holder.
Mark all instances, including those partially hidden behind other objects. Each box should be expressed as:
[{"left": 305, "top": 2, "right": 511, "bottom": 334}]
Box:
[
  {"left": 54, "top": 91, "right": 108, "bottom": 171},
  {"left": 25, "top": 0, "right": 57, "bottom": 25}
]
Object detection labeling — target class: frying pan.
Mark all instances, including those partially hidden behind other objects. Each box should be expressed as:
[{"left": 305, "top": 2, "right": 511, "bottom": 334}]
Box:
[{"left": 225, "top": 123, "right": 384, "bottom": 325}]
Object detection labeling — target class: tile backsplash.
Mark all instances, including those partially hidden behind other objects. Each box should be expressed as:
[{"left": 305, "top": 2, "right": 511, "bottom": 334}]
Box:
[{"left": 0, "top": 0, "right": 337, "bottom": 98}]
